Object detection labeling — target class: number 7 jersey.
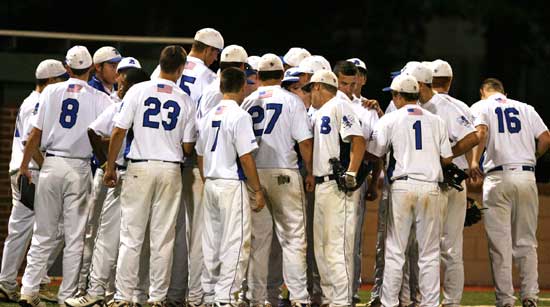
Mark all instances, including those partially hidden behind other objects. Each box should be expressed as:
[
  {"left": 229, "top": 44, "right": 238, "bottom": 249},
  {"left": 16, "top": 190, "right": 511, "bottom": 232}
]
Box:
[
  {"left": 471, "top": 93, "right": 547, "bottom": 171},
  {"left": 32, "top": 78, "right": 112, "bottom": 158},
  {"left": 115, "top": 79, "right": 197, "bottom": 162}
]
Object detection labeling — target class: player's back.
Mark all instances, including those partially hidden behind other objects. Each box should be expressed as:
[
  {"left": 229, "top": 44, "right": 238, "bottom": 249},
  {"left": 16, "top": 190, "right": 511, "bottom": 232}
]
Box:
[
  {"left": 10, "top": 91, "right": 40, "bottom": 172},
  {"left": 242, "top": 85, "right": 312, "bottom": 169},
  {"left": 197, "top": 78, "right": 222, "bottom": 121},
  {"left": 384, "top": 104, "right": 449, "bottom": 182},
  {"left": 439, "top": 93, "right": 474, "bottom": 122},
  {"left": 476, "top": 93, "right": 547, "bottom": 170},
  {"left": 197, "top": 99, "right": 257, "bottom": 180},
  {"left": 118, "top": 79, "right": 196, "bottom": 162},
  {"left": 35, "top": 79, "right": 112, "bottom": 159},
  {"left": 179, "top": 56, "right": 217, "bottom": 103}
]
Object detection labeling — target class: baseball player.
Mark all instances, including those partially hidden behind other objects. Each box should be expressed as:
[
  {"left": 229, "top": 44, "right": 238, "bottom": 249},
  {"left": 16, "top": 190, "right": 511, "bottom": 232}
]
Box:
[
  {"left": 78, "top": 46, "right": 123, "bottom": 294},
  {"left": 18, "top": 46, "right": 112, "bottom": 306},
  {"left": 102, "top": 45, "right": 195, "bottom": 307},
  {"left": 368, "top": 74, "right": 453, "bottom": 307},
  {"left": 195, "top": 67, "right": 265, "bottom": 306},
  {"left": 304, "top": 70, "right": 365, "bottom": 307},
  {"left": 0, "top": 60, "right": 67, "bottom": 303},
  {"left": 282, "top": 48, "right": 311, "bottom": 70},
  {"left": 470, "top": 78, "right": 550, "bottom": 307},
  {"left": 64, "top": 68, "right": 150, "bottom": 307},
  {"left": 241, "top": 54, "right": 313, "bottom": 307}
]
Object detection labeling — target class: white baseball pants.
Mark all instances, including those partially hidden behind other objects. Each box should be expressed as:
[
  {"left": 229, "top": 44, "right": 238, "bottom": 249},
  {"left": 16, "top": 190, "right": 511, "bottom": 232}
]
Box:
[
  {"left": 0, "top": 171, "right": 62, "bottom": 290},
  {"left": 314, "top": 180, "right": 358, "bottom": 307},
  {"left": 483, "top": 170, "right": 539, "bottom": 306},
  {"left": 440, "top": 183, "right": 466, "bottom": 307},
  {"left": 79, "top": 168, "right": 108, "bottom": 292},
  {"left": 21, "top": 156, "right": 92, "bottom": 303},
  {"left": 202, "top": 179, "right": 251, "bottom": 304},
  {"left": 114, "top": 161, "right": 181, "bottom": 303},
  {"left": 381, "top": 179, "right": 441, "bottom": 307},
  {"left": 247, "top": 169, "right": 310, "bottom": 305}
]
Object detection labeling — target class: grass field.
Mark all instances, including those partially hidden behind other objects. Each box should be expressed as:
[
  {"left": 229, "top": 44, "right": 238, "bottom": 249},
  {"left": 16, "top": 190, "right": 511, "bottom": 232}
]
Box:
[{"left": 2, "top": 288, "right": 550, "bottom": 307}]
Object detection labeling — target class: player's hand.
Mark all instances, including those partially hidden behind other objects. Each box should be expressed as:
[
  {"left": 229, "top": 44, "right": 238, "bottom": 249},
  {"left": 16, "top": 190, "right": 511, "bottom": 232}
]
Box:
[
  {"left": 344, "top": 172, "right": 357, "bottom": 189},
  {"left": 18, "top": 165, "right": 33, "bottom": 184},
  {"left": 362, "top": 98, "right": 383, "bottom": 116},
  {"left": 252, "top": 190, "right": 266, "bottom": 212},
  {"left": 305, "top": 174, "right": 315, "bottom": 192},
  {"left": 366, "top": 184, "right": 378, "bottom": 201},
  {"left": 469, "top": 162, "right": 483, "bottom": 181},
  {"left": 103, "top": 167, "right": 118, "bottom": 188}
]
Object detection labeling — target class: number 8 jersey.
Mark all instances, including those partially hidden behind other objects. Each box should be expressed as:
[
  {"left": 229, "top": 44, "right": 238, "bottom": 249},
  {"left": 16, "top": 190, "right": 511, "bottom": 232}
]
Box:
[
  {"left": 471, "top": 93, "right": 547, "bottom": 171},
  {"left": 32, "top": 78, "right": 112, "bottom": 158},
  {"left": 115, "top": 79, "right": 197, "bottom": 162}
]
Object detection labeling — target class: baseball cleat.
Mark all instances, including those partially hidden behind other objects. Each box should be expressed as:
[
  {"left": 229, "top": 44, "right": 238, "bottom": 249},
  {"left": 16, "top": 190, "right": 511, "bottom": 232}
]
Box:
[
  {"left": 108, "top": 300, "right": 133, "bottom": 307},
  {"left": 367, "top": 298, "right": 381, "bottom": 307},
  {"left": 523, "top": 299, "right": 537, "bottom": 307},
  {"left": 19, "top": 294, "right": 46, "bottom": 307},
  {"left": 150, "top": 301, "right": 166, "bottom": 307},
  {"left": 38, "top": 284, "right": 58, "bottom": 302},
  {"left": 65, "top": 294, "right": 105, "bottom": 307},
  {"left": 0, "top": 282, "right": 20, "bottom": 302}
]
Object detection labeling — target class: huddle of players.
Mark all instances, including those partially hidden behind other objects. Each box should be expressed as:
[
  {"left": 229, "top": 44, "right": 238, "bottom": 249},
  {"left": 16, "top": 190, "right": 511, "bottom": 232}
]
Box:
[{"left": 0, "top": 25, "right": 549, "bottom": 307}]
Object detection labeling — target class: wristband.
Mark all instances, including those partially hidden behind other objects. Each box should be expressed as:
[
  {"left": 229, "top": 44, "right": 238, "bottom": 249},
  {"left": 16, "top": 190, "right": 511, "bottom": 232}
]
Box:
[{"left": 345, "top": 171, "right": 357, "bottom": 177}]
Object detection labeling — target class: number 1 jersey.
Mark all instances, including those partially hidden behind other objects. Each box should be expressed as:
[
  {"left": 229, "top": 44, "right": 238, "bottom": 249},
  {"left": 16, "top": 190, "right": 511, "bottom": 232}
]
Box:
[
  {"left": 32, "top": 78, "right": 112, "bottom": 159},
  {"left": 115, "top": 79, "right": 196, "bottom": 162}
]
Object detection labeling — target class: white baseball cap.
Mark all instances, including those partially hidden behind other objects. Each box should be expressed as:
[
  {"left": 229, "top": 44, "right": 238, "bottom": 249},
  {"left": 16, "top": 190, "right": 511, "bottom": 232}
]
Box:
[
  {"left": 283, "top": 47, "right": 311, "bottom": 67},
  {"left": 282, "top": 67, "right": 301, "bottom": 84},
  {"left": 347, "top": 58, "right": 367, "bottom": 71},
  {"left": 117, "top": 57, "right": 142, "bottom": 72},
  {"left": 383, "top": 74, "right": 419, "bottom": 93},
  {"left": 35, "top": 59, "right": 67, "bottom": 79},
  {"left": 194, "top": 28, "right": 224, "bottom": 50},
  {"left": 221, "top": 45, "right": 248, "bottom": 63},
  {"left": 93, "top": 46, "right": 122, "bottom": 64},
  {"left": 403, "top": 62, "right": 432, "bottom": 84},
  {"left": 431, "top": 59, "right": 453, "bottom": 77},
  {"left": 258, "top": 53, "right": 284, "bottom": 71},
  {"left": 297, "top": 56, "right": 331, "bottom": 74},
  {"left": 302, "top": 70, "right": 339, "bottom": 91},
  {"left": 247, "top": 56, "right": 261, "bottom": 71},
  {"left": 65, "top": 45, "right": 93, "bottom": 69}
]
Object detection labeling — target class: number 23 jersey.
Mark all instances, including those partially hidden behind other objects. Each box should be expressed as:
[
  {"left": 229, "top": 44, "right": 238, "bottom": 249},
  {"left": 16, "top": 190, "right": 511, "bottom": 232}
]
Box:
[
  {"left": 32, "top": 78, "right": 112, "bottom": 159},
  {"left": 115, "top": 79, "right": 196, "bottom": 162}
]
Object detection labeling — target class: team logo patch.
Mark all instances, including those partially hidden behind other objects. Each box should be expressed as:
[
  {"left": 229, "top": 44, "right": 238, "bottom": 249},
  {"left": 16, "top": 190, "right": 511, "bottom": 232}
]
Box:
[
  {"left": 157, "top": 84, "right": 173, "bottom": 93},
  {"left": 342, "top": 115, "right": 354, "bottom": 128},
  {"left": 185, "top": 61, "right": 196, "bottom": 70},
  {"left": 407, "top": 108, "right": 423, "bottom": 115},
  {"left": 456, "top": 115, "right": 471, "bottom": 127},
  {"left": 259, "top": 90, "right": 273, "bottom": 99},
  {"left": 32, "top": 102, "right": 39, "bottom": 115},
  {"left": 67, "top": 84, "right": 82, "bottom": 93}
]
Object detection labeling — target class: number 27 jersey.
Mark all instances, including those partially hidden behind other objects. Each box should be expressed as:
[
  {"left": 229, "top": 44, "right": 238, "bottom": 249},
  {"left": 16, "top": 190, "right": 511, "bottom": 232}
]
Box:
[{"left": 115, "top": 79, "right": 196, "bottom": 162}]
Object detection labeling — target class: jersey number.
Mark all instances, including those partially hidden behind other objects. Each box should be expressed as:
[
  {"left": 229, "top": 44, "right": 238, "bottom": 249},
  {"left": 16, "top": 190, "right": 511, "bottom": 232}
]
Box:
[
  {"left": 320, "top": 116, "right": 331, "bottom": 134},
  {"left": 495, "top": 107, "right": 521, "bottom": 133},
  {"left": 211, "top": 120, "right": 221, "bottom": 151},
  {"left": 247, "top": 103, "right": 282, "bottom": 136},
  {"left": 59, "top": 98, "right": 79, "bottom": 129},
  {"left": 143, "top": 97, "right": 181, "bottom": 131},
  {"left": 179, "top": 75, "right": 196, "bottom": 96},
  {"left": 412, "top": 120, "right": 422, "bottom": 150}
]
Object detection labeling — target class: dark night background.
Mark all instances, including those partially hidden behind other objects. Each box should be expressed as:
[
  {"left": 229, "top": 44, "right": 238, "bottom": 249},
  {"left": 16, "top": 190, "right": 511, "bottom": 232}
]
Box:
[{"left": 1, "top": 0, "right": 549, "bottom": 179}]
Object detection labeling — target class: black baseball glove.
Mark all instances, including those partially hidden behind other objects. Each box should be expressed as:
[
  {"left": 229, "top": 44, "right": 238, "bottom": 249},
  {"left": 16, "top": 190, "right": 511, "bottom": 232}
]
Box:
[
  {"left": 329, "top": 158, "right": 367, "bottom": 192},
  {"left": 442, "top": 163, "right": 469, "bottom": 191},
  {"left": 18, "top": 175, "right": 35, "bottom": 211},
  {"left": 464, "top": 197, "right": 486, "bottom": 227}
]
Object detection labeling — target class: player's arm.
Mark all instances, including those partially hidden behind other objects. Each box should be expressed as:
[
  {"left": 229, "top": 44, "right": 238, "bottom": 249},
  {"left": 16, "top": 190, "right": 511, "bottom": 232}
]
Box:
[
  {"left": 348, "top": 135, "right": 366, "bottom": 173},
  {"left": 103, "top": 127, "right": 127, "bottom": 188},
  {"left": 470, "top": 124, "right": 488, "bottom": 179},
  {"left": 182, "top": 143, "right": 195, "bottom": 158},
  {"left": 19, "top": 127, "right": 42, "bottom": 182},
  {"left": 536, "top": 130, "right": 550, "bottom": 159},
  {"left": 298, "top": 138, "right": 314, "bottom": 192},
  {"left": 451, "top": 131, "right": 479, "bottom": 158},
  {"left": 31, "top": 148, "right": 44, "bottom": 169},
  {"left": 196, "top": 155, "right": 205, "bottom": 182},
  {"left": 239, "top": 153, "right": 265, "bottom": 212},
  {"left": 88, "top": 129, "right": 109, "bottom": 166}
]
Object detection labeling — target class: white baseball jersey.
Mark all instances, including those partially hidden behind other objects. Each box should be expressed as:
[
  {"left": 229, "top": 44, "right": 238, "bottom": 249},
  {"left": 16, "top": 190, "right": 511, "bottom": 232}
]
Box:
[
  {"left": 386, "top": 100, "right": 397, "bottom": 114},
  {"left": 439, "top": 93, "right": 474, "bottom": 122},
  {"left": 241, "top": 85, "right": 312, "bottom": 169},
  {"left": 195, "top": 99, "right": 258, "bottom": 180},
  {"left": 473, "top": 93, "right": 547, "bottom": 171},
  {"left": 197, "top": 78, "right": 222, "bottom": 121},
  {"left": 9, "top": 91, "right": 40, "bottom": 172},
  {"left": 115, "top": 79, "right": 196, "bottom": 162},
  {"left": 179, "top": 56, "right": 217, "bottom": 104},
  {"left": 336, "top": 90, "right": 379, "bottom": 139},
  {"left": 32, "top": 79, "right": 112, "bottom": 159},
  {"left": 420, "top": 94, "right": 476, "bottom": 169},
  {"left": 89, "top": 102, "right": 127, "bottom": 166},
  {"left": 368, "top": 104, "right": 453, "bottom": 182},
  {"left": 312, "top": 96, "right": 363, "bottom": 176}
]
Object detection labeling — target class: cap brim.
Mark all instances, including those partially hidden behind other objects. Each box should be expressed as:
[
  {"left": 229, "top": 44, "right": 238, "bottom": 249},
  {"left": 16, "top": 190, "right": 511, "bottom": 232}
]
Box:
[
  {"left": 282, "top": 76, "right": 300, "bottom": 83},
  {"left": 245, "top": 69, "right": 257, "bottom": 77},
  {"left": 382, "top": 86, "right": 393, "bottom": 92},
  {"left": 107, "top": 57, "right": 123, "bottom": 63},
  {"left": 390, "top": 70, "right": 401, "bottom": 76},
  {"left": 246, "top": 79, "right": 255, "bottom": 85}
]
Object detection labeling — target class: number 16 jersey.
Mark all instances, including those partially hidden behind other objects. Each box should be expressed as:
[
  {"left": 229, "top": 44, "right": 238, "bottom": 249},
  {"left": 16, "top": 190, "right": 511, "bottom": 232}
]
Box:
[
  {"left": 115, "top": 79, "right": 196, "bottom": 162},
  {"left": 32, "top": 78, "right": 112, "bottom": 159}
]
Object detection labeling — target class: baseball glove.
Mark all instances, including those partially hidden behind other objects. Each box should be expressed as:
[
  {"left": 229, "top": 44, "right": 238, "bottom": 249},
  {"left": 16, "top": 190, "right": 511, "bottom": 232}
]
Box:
[
  {"left": 442, "top": 163, "right": 469, "bottom": 191},
  {"left": 464, "top": 197, "right": 486, "bottom": 227},
  {"left": 18, "top": 175, "right": 35, "bottom": 211},
  {"left": 329, "top": 158, "right": 367, "bottom": 192}
]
